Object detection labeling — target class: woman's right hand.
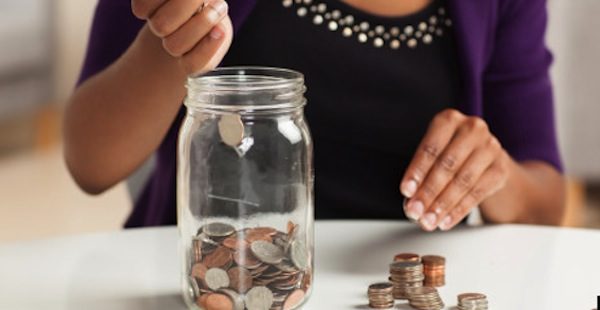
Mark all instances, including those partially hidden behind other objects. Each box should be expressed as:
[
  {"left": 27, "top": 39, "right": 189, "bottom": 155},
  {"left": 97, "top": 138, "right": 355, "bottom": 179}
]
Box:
[{"left": 131, "top": 0, "right": 233, "bottom": 75}]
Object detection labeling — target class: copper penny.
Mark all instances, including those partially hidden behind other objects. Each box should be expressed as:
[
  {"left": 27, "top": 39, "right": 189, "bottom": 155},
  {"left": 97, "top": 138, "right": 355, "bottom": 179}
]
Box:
[
  {"left": 205, "top": 293, "right": 234, "bottom": 310},
  {"left": 250, "top": 227, "right": 278, "bottom": 236},
  {"left": 203, "top": 246, "right": 233, "bottom": 269},
  {"left": 196, "top": 293, "right": 209, "bottom": 308},
  {"left": 227, "top": 267, "right": 253, "bottom": 294},
  {"left": 192, "top": 263, "right": 208, "bottom": 280},
  {"left": 287, "top": 221, "right": 299, "bottom": 238},
  {"left": 245, "top": 230, "right": 273, "bottom": 243},
  {"left": 223, "top": 236, "right": 249, "bottom": 250},
  {"left": 393, "top": 253, "right": 420, "bottom": 262},
  {"left": 283, "top": 289, "right": 305, "bottom": 310},
  {"left": 421, "top": 255, "right": 446, "bottom": 266},
  {"left": 193, "top": 238, "right": 203, "bottom": 263}
]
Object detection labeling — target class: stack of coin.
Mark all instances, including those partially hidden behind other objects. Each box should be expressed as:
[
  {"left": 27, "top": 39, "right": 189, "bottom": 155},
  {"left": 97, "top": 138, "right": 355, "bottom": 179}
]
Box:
[
  {"left": 189, "top": 221, "right": 311, "bottom": 310},
  {"left": 406, "top": 286, "right": 445, "bottom": 310},
  {"left": 457, "top": 293, "right": 488, "bottom": 310},
  {"left": 388, "top": 261, "right": 424, "bottom": 299},
  {"left": 367, "top": 282, "right": 395, "bottom": 309},
  {"left": 393, "top": 253, "right": 420, "bottom": 263},
  {"left": 422, "top": 255, "right": 446, "bottom": 287}
]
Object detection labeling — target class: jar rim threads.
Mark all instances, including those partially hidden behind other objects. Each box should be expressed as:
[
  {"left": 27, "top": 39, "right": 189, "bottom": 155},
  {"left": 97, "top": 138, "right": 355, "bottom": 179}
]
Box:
[{"left": 186, "top": 66, "right": 306, "bottom": 114}]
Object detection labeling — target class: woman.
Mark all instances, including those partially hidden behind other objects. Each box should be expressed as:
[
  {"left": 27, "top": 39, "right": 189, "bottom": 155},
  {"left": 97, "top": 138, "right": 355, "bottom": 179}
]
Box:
[{"left": 64, "top": 0, "right": 565, "bottom": 231}]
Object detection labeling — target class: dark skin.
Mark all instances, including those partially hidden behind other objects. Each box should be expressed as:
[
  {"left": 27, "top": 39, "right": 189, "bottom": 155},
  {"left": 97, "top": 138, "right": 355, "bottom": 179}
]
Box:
[{"left": 64, "top": 0, "right": 566, "bottom": 230}]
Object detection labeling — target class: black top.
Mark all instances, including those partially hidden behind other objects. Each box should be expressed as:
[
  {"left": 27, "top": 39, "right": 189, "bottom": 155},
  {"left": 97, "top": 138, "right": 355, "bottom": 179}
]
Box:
[{"left": 222, "top": 0, "right": 460, "bottom": 220}]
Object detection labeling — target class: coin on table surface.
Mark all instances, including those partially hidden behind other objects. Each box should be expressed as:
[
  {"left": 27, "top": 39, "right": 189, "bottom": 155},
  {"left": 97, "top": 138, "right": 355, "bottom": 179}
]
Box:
[
  {"left": 368, "top": 282, "right": 394, "bottom": 292},
  {"left": 203, "top": 246, "right": 233, "bottom": 269},
  {"left": 422, "top": 255, "right": 446, "bottom": 266},
  {"left": 457, "top": 293, "right": 486, "bottom": 303},
  {"left": 203, "top": 222, "right": 236, "bottom": 238},
  {"left": 227, "top": 266, "right": 253, "bottom": 294},
  {"left": 245, "top": 286, "right": 274, "bottom": 310},
  {"left": 290, "top": 240, "right": 309, "bottom": 271},
  {"left": 218, "top": 114, "right": 245, "bottom": 147},
  {"left": 251, "top": 240, "right": 284, "bottom": 265},
  {"left": 204, "top": 268, "right": 230, "bottom": 291},
  {"left": 283, "top": 289, "right": 305, "bottom": 310},
  {"left": 394, "top": 253, "right": 420, "bottom": 262},
  {"left": 205, "top": 293, "right": 234, "bottom": 310}
]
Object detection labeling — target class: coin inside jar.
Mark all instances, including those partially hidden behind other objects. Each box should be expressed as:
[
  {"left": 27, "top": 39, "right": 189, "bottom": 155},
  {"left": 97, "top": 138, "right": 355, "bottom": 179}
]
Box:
[
  {"left": 218, "top": 114, "right": 245, "bottom": 147},
  {"left": 205, "top": 293, "right": 234, "bottom": 310},
  {"left": 203, "top": 222, "right": 236, "bottom": 238},
  {"left": 250, "top": 240, "right": 284, "bottom": 265},
  {"left": 227, "top": 266, "right": 253, "bottom": 294},
  {"left": 245, "top": 286, "right": 274, "bottom": 310},
  {"left": 204, "top": 268, "right": 230, "bottom": 291},
  {"left": 191, "top": 263, "right": 208, "bottom": 281},
  {"left": 283, "top": 289, "right": 305, "bottom": 310},
  {"left": 290, "top": 240, "right": 309, "bottom": 271},
  {"left": 203, "top": 246, "right": 233, "bottom": 269}
]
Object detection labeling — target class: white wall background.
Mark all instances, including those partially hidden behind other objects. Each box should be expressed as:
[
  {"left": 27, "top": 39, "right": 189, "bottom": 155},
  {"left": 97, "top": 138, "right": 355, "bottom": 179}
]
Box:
[
  {"left": 548, "top": 0, "right": 600, "bottom": 180},
  {"left": 52, "top": 0, "right": 97, "bottom": 102}
]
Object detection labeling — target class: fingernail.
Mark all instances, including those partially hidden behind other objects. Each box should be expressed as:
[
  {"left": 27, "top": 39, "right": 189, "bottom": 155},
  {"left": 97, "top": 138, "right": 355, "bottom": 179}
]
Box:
[
  {"left": 209, "top": 26, "right": 223, "bottom": 40},
  {"left": 420, "top": 213, "right": 437, "bottom": 231},
  {"left": 405, "top": 200, "right": 424, "bottom": 221},
  {"left": 401, "top": 180, "right": 418, "bottom": 198},
  {"left": 439, "top": 216, "right": 452, "bottom": 231},
  {"left": 206, "top": 0, "right": 228, "bottom": 22}
]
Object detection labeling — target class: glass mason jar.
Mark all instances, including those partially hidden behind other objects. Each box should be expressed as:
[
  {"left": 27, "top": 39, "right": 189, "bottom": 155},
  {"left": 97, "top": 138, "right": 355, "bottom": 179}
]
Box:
[{"left": 178, "top": 67, "right": 314, "bottom": 310}]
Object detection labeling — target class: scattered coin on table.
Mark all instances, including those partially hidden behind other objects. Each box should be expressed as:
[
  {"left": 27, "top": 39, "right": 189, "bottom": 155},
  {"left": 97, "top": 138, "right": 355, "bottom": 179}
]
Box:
[
  {"left": 367, "top": 282, "right": 395, "bottom": 309},
  {"left": 366, "top": 253, "right": 488, "bottom": 310},
  {"left": 422, "top": 255, "right": 446, "bottom": 287},
  {"left": 457, "top": 292, "right": 489, "bottom": 310}
]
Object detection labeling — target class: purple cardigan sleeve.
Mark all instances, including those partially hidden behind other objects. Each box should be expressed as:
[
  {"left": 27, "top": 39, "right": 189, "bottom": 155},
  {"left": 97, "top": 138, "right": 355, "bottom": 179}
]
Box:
[
  {"left": 77, "top": 1, "right": 144, "bottom": 85},
  {"left": 482, "top": 0, "right": 562, "bottom": 170}
]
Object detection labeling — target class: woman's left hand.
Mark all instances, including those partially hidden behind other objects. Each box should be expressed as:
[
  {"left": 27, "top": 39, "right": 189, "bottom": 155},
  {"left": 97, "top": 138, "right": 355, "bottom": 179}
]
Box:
[{"left": 400, "top": 109, "right": 511, "bottom": 231}]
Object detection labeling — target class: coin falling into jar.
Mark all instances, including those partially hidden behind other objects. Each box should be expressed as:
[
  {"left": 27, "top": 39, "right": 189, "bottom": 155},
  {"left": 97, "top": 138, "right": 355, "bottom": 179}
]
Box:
[{"left": 218, "top": 114, "right": 245, "bottom": 147}]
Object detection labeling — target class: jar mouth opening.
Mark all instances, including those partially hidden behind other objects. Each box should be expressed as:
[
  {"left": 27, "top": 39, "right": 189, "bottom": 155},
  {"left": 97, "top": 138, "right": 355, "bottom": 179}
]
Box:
[{"left": 186, "top": 67, "right": 306, "bottom": 113}]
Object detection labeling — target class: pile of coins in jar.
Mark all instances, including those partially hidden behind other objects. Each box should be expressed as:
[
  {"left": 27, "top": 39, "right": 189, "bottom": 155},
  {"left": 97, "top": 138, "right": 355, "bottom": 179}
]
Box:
[
  {"left": 188, "top": 222, "right": 311, "bottom": 310},
  {"left": 367, "top": 253, "right": 488, "bottom": 310}
]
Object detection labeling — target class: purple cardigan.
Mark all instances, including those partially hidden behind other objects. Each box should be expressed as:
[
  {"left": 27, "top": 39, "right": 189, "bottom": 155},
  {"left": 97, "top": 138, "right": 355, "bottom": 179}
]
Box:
[{"left": 79, "top": 0, "right": 562, "bottom": 227}]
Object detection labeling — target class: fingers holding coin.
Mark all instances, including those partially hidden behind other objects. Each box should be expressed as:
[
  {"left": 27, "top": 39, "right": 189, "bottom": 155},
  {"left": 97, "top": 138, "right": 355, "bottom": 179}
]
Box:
[{"left": 162, "top": 0, "right": 229, "bottom": 57}]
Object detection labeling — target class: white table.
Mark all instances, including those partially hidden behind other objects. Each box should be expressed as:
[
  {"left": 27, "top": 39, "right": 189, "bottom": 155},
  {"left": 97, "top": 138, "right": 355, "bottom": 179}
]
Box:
[{"left": 1, "top": 221, "right": 599, "bottom": 309}]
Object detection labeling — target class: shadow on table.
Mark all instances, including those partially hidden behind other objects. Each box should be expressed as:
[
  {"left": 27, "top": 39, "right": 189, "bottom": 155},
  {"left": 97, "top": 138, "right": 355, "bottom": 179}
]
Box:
[
  {"left": 353, "top": 302, "right": 442, "bottom": 309},
  {"left": 66, "top": 293, "right": 185, "bottom": 310},
  {"left": 321, "top": 224, "right": 482, "bottom": 275}
]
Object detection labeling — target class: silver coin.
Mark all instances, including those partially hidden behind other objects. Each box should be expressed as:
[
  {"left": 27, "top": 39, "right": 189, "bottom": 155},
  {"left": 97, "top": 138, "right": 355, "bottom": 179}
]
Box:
[
  {"left": 187, "top": 276, "right": 200, "bottom": 299},
  {"left": 203, "top": 222, "right": 236, "bottom": 238},
  {"left": 204, "top": 268, "right": 230, "bottom": 290},
  {"left": 220, "top": 288, "right": 245, "bottom": 310},
  {"left": 275, "top": 259, "right": 298, "bottom": 273},
  {"left": 290, "top": 240, "right": 309, "bottom": 271},
  {"left": 245, "top": 286, "right": 274, "bottom": 310},
  {"left": 218, "top": 114, "right": 244, "bottom": 147},
  {"left": 251, "top": 241, "right": 284, "bottom": 265}
]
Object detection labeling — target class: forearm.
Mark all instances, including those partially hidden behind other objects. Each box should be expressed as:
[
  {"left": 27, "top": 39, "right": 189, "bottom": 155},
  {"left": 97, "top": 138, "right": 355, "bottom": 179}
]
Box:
[
  {"left": 64, "top": 25, "right": 187, "bottom": 194},
  {"left": 480, "top": 159, "right": 566, "bottom": 225}
]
